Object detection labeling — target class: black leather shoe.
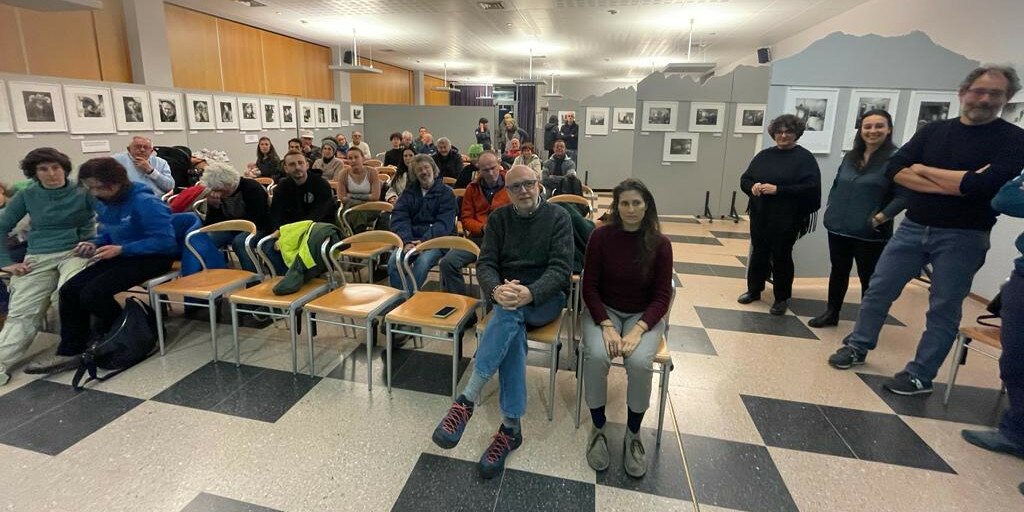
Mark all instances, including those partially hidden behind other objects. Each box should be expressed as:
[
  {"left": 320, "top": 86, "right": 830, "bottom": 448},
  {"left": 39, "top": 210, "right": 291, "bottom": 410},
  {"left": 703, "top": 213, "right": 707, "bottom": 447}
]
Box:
[
  {"left": 737, "top": 291, "right": 761, "bottom": 304},
  {"left": 769, "top": 300, "right": 789, "bottom": 316},
  {"left": 808, "top": 308, "right": 840, "bottom": 327}
]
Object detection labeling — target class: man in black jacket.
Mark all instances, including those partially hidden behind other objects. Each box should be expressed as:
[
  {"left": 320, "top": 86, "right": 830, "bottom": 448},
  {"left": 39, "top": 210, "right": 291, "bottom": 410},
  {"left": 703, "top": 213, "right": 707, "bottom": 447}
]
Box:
[
  {"left": 559, "top": 112, "right": 579, "bottom": 160},
  {"left": 432, "top": 137, "right": 462, "bottom": 180},
  {"left": 271, "top": 150, "right": 336, "bottom": 227}
]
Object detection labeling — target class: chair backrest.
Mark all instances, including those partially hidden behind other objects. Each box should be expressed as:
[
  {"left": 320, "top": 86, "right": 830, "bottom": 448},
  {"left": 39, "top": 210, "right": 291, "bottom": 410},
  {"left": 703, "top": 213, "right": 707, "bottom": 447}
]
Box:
[
  {"left": 378, "top": 166, "right": 396, "bottom": 177},
  {"left": 190, "top": 198, "right": 207, "bottom": 221},
  {"left": 256, "top": 177, "right": 274, "bottom": 187},
  {"left": 185, "top": 220, "right": 257, "bottom": 272},
  {"left": 161, "top": 189, "right": 175, "bottom": 203},
  {"left": 548, "top": 194, "right": 590, "bottom": 208},
  {"left": 339, "top": 201, "right": 393, "bottom": 235},
  {"left": 365, "top": 159, "right": 383, "bottom": 167},
  {"left": 401, "top": 236, "right": 480, "bottom": 294},
  {"left": 378, "top": 172, "right": 392, "bottom": 184},
  {"left": 325, "top": 230, "right": 403, "bottom": 287},
  {"left": 442, "top": 177, "right": 457, "bottom": 186},
  {"left": 453, "top": 188, "right": 466, "bottom": 198}
]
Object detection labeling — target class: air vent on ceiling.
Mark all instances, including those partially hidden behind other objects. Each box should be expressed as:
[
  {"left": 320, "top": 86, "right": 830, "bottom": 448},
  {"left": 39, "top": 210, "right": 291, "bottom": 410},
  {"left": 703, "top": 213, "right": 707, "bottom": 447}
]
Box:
[
  {"left": 479, "top": 2, "right": 505, "bottom": 10},
  {"left": 233, "top": 0, "right": 266, "bottom": 7}
]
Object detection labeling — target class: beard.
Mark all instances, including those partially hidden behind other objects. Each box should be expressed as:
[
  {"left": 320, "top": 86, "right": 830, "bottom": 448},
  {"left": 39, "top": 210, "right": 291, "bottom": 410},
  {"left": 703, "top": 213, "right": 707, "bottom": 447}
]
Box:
[{"left": 963, "top": 103, "right": 999, "bottom": 123}]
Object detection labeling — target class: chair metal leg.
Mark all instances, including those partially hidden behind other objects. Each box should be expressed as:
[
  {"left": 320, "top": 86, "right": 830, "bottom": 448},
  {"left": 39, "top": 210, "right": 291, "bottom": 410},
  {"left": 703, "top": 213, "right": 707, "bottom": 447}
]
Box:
[
  {"left": 548, "top": 342, "right": 558, "bottom": 421},
  {"left": 385, "top": 321, "right": 393, "bottom": 394},
  {"left": 366, "top": 319, "right": 374, "bottom": 391},
  {"left": 451, "top": 328, "right": 461, "bottom": 400},
  {"left": 211, "top": 299, "right": 220, "bottom": 362},
  {"left": 657, "top": 363, "right": 671, "bottom": 447},
  {"left": 305, "top": 312, "right": 315, "bottom": 377},
  {"left": 230, "top": 302, "right": 240, "bottom": 366},
  {"left": 288, "top": 309, "right": 298, "bottom": 375},
  {"left": 155, "top": 293, "right": 166, "bottom": 356},
  {"left": 575, "top": 348, "right": 584, "bottom": 429},
  {"left": 944, "top": 334, "right": 967, "bottom": 406}
]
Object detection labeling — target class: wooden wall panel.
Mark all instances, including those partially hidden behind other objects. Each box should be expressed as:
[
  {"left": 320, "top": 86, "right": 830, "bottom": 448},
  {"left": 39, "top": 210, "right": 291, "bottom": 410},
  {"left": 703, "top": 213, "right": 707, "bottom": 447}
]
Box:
[
  {"left": 165, "top": 4, "right": 223, "bottom": 91},
  {"left": 20, "top": 9, "right": 102, "bottom": 80},
  {"left": 350, "top": 59, "right": 412, "bottom": 105},
  {"left": 92, "top": 0, "right": 132, "bottom": 82},
  {"left": 262, "top": 32, "right": 305, "bottom": 97},
  {"left": 0, "top": 5, "right": 27, "bottom": 74},
  {"left": 303, "top": 44, "right": 333, "bottom": 100},
  {"left": 424, "top": 75, "right": 450, "bottom": 106},
  {"left": 218, "top": 19, "right": 265, "bottom": 95}
]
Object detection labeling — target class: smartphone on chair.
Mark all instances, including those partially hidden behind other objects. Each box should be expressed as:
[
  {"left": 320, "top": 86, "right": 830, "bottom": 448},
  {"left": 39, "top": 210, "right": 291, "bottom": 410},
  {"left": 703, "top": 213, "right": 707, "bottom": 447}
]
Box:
[{"left": 433, "top": 306, "right": 457, "bottom": 318}]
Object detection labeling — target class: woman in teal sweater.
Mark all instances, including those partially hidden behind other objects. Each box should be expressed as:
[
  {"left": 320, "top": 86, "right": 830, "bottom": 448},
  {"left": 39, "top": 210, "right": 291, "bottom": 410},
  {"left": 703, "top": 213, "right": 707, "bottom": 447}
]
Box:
[{"left": 0, "top": 148, "right": 95, "bottom": 386}]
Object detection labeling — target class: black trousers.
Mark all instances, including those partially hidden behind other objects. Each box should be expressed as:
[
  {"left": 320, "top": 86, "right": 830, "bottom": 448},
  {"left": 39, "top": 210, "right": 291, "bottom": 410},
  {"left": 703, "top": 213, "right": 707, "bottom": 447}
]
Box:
[
  {"left": 825, "top": 232, "right": 887, "bottom": 311},
  {"left": 999, "top": 271, "right": 1024, "bottom": 445},
  {"left": 57, "top": 255, "right": 175, "bottom": 356},
  {"left": 747, "top": 229, "right": 798, "bottom": 301}
]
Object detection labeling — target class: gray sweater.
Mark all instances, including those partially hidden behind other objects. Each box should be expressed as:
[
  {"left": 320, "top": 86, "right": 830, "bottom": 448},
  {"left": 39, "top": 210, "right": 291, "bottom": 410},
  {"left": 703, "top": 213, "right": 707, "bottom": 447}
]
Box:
[{"left": 477, "top": 200, "right": 573, "bottom": 306}]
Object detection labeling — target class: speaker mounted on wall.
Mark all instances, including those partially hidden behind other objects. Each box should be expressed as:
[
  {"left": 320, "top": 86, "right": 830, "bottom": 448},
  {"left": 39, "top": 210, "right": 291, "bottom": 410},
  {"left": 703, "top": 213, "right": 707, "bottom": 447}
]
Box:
[{"left": 756, "top": 47, "right": 772, "bottom": 64}]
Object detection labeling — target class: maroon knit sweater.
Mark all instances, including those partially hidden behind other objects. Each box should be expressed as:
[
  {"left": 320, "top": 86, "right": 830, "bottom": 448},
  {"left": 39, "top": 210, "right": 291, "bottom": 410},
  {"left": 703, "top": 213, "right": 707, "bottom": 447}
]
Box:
[{"left": 582, "top": 224, "right": 673, "bottom": 327}]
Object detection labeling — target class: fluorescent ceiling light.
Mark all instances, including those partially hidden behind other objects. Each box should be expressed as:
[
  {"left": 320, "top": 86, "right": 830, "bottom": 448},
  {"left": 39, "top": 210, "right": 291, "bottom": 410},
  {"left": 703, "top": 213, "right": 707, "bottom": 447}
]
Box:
[
  {"left": 430, "top": 63, "right": 461, "bottom": 93},
  {"left": 662, "top": 62, "right": 716, "bottom": 74},
  {"left": 329, "top": 63, "right": 383, "bottom": 74}
]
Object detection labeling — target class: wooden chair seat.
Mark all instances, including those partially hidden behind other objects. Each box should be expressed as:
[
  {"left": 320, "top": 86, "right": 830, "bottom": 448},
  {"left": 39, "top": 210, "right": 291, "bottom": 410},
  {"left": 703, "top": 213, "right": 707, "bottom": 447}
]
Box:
[
  {"left": 654, "top": 337, "right": 671, "bottom": 364},
  {"left": 340, "top": 241, "right": 393, "bottom": 260},
  {"left": 961, "top": 325, "right": 1002, "bottom": 349},
  {"left": 152, "top": 269, "right": 256, "bottom": 298},
  {"left": 386, "top": 291, "right": 479, "bottom": 330},
  {"left": 227, "top": 277, "right": 329, "bottom": 307},
  {"left": 305, "top": 284, "right": 403, "bottom": 318},
  {"left": 476, "top": 310, "right": 562, "bottom": 344}
]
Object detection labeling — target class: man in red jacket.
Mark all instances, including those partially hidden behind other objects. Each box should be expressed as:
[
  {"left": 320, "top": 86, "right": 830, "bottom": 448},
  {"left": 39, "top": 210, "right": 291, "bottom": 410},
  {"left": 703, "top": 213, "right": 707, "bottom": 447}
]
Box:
[{"left": 439, "top": 151, "right": 510, "bottom": 296}]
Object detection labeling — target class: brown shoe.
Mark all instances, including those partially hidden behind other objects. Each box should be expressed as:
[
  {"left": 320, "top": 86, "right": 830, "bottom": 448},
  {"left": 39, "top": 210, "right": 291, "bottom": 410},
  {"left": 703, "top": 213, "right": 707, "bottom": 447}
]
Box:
[{"left": 24, "top": 354, "right": 81, "bottom": 375}]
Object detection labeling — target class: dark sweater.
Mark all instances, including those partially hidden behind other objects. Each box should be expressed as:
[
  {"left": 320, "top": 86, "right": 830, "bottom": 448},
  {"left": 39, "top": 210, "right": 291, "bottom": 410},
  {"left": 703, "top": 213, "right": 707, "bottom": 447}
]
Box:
[
  {"left": 477, "top": 200, "right": 573, "bottom": 306},
  {"left": 269, "top": 175, "right": 336, "bottom": 227},
  {"left": 582, "top": 225, "right": 673, "bottom": 328},
  {"left": 206, "top": 178, "right": 272, "bottom": 232},
  {"left": 886, "top": 118, "right": 1024, "bottom": 231},
  {"left": 740, "top": 145, "right": 821, "bottom": 236},
  {"left": 559, "top": 122, "right": 579, "bottom": 150},
  {"left": 383, "top": 148, "right": 404, "bottom": 168},
  {"left": 822, "top": 148, "right": 906, "bottom": 241}
]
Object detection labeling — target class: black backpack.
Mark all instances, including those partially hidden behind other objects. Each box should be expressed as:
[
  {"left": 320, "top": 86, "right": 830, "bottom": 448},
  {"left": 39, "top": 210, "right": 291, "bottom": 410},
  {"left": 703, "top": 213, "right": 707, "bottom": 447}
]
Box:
[
  {"left": 554, "top": 175, "right": 589, "bottom": 217},
  {"left": 72, "top": 297, "right": 158, "bottom": 390}
]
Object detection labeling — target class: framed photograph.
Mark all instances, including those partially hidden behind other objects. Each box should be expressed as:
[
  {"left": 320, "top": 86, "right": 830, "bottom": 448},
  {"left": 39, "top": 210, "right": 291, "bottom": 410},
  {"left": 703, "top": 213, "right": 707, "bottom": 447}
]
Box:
[
  {"left": 328, "top": 104, "right": 341, "bottom": 128},
  {"left": 112, "top": 89, "right": 151, "bottom": 131},
  {"left": 300, "top": 101, "right": 316, "bottom": 128},
  {"left": 0, "top": 81, "right": 11, "bottom": 133},
  {"left": 1002, "top": 100, "right": 1024, "bottom": 129},
  {"left": 613, "top": 107, "right": 635, "bottom": 130},
  {"left": 238, "top": 97, "right": 261, "bottom": 131},
  {"left": 662, "top": 132, "right": 699, "bottom": 162},
  {"left": 214, "top": 95, "right": 238, "bottom": 130},
  {"left": 585, "top": 107, "right": 609, "bottom": 136},
  {"left": 688, "top": 102, "right": 726, "bottom": 133},
  {"left": 842, "top": 90, "right": 899, "bottom": 150},
  {"left": 903, "top": 91, "right": 959, "bottom": 144},
  {"left": 279, "top": 100, "right": 296, "bottom": 129},
  {"left": 783, "top": 87, "right": 840, "bottom": 154},
  {"left": 9, "top": 81, "right": 67, "bottom": 132},
  {"left": 350, "top": 104, "right": 364, "bottom": 124},
  {"left": 63, "top": 85, "right": 114, "bottom": 134},
  {"left": 185, "top": 94, "right": 214, "bottom": 130},
  {"left": 260, "top": 98, "right": 280, "bottom": 129},
  {"left": 150, "top": 91, "right": 183, "bottom": 131},
  {"left": 641, "top": 101, "right": 677, "bottom": 131},
  {"left": 733, "top": 103, "right": 766, "bottom": 134}
]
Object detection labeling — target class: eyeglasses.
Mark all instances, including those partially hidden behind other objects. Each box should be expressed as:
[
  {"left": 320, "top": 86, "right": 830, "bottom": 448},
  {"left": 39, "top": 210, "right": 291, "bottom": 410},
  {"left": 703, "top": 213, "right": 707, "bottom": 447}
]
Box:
[
  {"left": 507, "top": 180, "right": 538, "bottom": 193},
  {"left": 965, "top": 88, "right": 1007, "bottom": 99}
]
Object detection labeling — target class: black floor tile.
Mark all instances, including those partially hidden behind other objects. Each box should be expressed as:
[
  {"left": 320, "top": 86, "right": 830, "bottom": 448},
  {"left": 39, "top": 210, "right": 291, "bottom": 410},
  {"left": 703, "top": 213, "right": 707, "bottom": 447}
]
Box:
[
  {"left": 673, "top": 262, "right": 747, "bottom": 279},
  {"left": 857, "top": 373, "right": 1006, "bottom": 427},
  {"left": 666, "top": 234, "right": 723, "bottom": 246},
  {"left": 741, "top": 395, "right": 853, "bottom": 458},
  {"left": 787, "top": 298, "right": 905, "bottom": 327},
  {"left": 0, "top": 380, "right": 80, "bottom": 435},
  {"left": 736, "top": 256, "right": 748, "bottom": 267},
  {"left": 659, "top": 216, "right": 700, "bottom": 224},
  {"left": 152, "top": 361, "right": 265, "bottom": 412},
  {"left": 820, "top": 404, "right": 956, "bottom": 474},
  {"left": 325, "top": 344, "right": 416, "bottom": 387},
  {"left": 0, "top": 382, "right": 142, "bottom": 456},
  {"left": 595, "top": 422, "right": 691, "bottom": 502},
  {"left": 681, "top": 433, "right": 798, "bottom": 512},
  {"left": 181, "top": 492, "right": 282, "bottom": 512},
  {"left": 671, "top": 273, "right": 683, "bottom": 288},
  {"left": 495, "top": 469, "right": 595, "bottom": 512},
  {"left": 329, "top": 342, "right": 472, "bottom": 397},
  {"left": 666, "top": 325, "right": 717, "bottom": 356},
  {"left": 392, "top": 453, "right": 501, "bottom": 511},
  {"left": 710, "top": 231, "right": 751, "bottom": 240},
  {"left": 694, "top": 306, "right": 819, "bottom": 341}
]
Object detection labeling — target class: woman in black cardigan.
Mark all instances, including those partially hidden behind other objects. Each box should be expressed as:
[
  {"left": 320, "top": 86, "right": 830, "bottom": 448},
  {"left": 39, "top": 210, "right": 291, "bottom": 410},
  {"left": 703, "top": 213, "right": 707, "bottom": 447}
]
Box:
[{"left": 739, "top": 114, "right": 821, "bottom": 315}]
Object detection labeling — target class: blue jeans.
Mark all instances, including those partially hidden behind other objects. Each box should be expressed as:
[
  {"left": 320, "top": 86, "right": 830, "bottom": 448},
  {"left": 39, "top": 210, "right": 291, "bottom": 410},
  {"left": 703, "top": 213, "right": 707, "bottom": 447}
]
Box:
[
  {"left": 439, "top": 249, "right": 478, "bottom": 296},
  {"left": 472, "top": 292, "right": 565, "bottom": 418},
  {"left": 844, "top": 220, "right": 990, "bottom": 384},
  {"left": 388, "top": 248, "right": 444, "bottom": 293},
  {"left": 208, "top": 231, "right": 286, "bottom": 275},
  {"left": 999, "top": 271, "right": 1024, "bottom": 445}
]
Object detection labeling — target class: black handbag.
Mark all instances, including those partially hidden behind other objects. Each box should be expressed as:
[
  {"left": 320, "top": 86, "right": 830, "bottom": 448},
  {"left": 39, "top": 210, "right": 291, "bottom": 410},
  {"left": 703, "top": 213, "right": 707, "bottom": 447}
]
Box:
[
  {"left": 72, "top": 297, "right": 158, "bottom": 390},
  {"left": 977, "top": 289, "right": 1003, "bottom": 328}
]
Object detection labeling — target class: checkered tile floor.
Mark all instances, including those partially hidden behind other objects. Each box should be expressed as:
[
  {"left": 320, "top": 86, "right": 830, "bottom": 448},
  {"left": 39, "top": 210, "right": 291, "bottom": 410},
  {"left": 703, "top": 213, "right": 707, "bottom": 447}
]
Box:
[{"left": 0, "top": 193, "right": 1019, "bottom": 511}]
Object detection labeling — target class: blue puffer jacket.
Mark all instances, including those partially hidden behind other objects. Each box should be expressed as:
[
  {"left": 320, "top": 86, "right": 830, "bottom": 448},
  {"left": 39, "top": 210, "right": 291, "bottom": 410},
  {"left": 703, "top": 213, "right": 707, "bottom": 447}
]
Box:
[
  {"left": 390, "top": 177, "right": 457, "bottom": 244},
  {"left": 94, "top": 182, "right": 178, "bottom": 256}
]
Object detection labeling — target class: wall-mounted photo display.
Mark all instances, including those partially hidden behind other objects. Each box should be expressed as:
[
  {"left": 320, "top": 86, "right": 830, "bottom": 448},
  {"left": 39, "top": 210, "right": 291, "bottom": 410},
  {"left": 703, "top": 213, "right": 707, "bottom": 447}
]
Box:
[
  {"left": 783, "top": 87, "right": 840, "bottom": 154},
  {"left": 112, "top": 89, "right": 152, "bottom": 131},
  {"left": 328, "top": 104, "right": 341, "bottom": 128},
  {"left": 612, "top": 107, "right": 635, "bottom": 130},
  {"left": 350, "top": 104, "right": 364, "bottom": 124},
  {"left": 260, "top": 98, "right": 280, "bottom": 129},
  {"left": 641, "top": 101, "right": 677, "bottom": 131},
  {"left": 585, "top": 107, "right": 609, "bottom": 136},
  {"left": 557, "top": 110, "right": 575, "bottom": 131},
  {"left": 902, "top": 91, "right": 959, "bottom": 144},
  {"left": 185, "top": 94, "right": 215, "bottom": 130},
  {"left": 150, "top": 91, "right": 183, "bottom": 131},
  {"left": 662, "top": 131, "right": 699, "bottom": 162},
  {"left": 280, "top": 100, "right": 296, "bottom": 129},
  {"left": 733, "top": 103, "right": 766, "bottom": 134},
  {"left": 688, "top": 102, "right": 726, "bottom": 133},
  {"left": 842, "top": 89, "right": 899, "bottom": 150},
  {"left": 1001, "top": 100, "right": 1024, "bottom": 129},
  {"left": 0, "top": 81, "right": 12, "bottom": 133},
  {"left": 64, "top": 85, "right": 116, "bottom": 134},
  {"left": 300, "top": 101, "right": 316, "bottom": 128},
  {"left": 9, "top": 81, "right": 67, "bottom": 132},
  {"left": 238, "top": 97, "right": 261, "bottom": 131},
  {"left": 214, "top": 95, "right": 238, "bottom": 130},
  {"left": 315, "top": 105, "right": 327, "bottom": 127}
]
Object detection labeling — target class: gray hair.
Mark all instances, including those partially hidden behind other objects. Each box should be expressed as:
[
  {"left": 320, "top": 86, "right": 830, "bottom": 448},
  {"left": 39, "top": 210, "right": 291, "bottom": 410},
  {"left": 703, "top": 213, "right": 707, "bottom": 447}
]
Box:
[
  {"left": 201, "top": 161, "right": 241, "bottom": 191},
  {"left": 436, "top": 137, "right": 451, "bottom": 146},
  {"left": 407, "top": 154, "right": 439, "bottom": 187},
  {"left": 960, "top": 64, "right": 1022, "bottom": 100},
  {"left": 401, "top": 130, "right": 413, "bottom": 138}
]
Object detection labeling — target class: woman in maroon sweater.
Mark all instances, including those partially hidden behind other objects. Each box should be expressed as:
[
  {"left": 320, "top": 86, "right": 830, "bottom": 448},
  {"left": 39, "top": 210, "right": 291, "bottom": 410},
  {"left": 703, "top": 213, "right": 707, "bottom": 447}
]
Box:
[{"left": 581, "top": 178, "right": 673, "bottom": 478}]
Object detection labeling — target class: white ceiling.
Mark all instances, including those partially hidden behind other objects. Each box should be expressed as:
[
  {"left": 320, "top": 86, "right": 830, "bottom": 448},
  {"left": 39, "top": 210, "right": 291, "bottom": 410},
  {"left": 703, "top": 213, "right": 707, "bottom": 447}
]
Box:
[{"left": 168, "top": 0, "right": 870, "bottom": 84}]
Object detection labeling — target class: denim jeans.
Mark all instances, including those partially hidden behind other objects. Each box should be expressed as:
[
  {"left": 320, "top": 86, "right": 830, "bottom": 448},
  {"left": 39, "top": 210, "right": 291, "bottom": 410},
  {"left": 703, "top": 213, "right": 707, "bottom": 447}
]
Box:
[
  {"left": 843, "top": 219, "right": 990, "bottom": 384},
  {"left": 999, "top": 271, "right": 1024, "bottom": 446},
  {"left": 388, "top": 248, "right": 444, "bottom": 293},
  {"left": 439, "top": 249, "right": 478, "bottom": 296},
  {"left": 472, "top": 292, "right": 565, "bottom": 418},
  {"left": 207, "top": 231, "right": 286, "bottom": 275}
]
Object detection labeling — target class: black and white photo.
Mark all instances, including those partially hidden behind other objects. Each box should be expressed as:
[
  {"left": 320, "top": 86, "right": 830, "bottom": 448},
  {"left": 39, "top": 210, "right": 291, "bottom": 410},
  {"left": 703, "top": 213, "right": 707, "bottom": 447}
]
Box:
[
  {"left": 213, "top": 95, "right": 238, "bottom": 130},
  {"left": 159, "top": 100, "right": 177, "bottom": 122},
  {"left": 330, "top": 105, "right": 339, "bottom": 125},
  {"left": 75, "top": 94, "right": 105, "bottom": 118},
  {"left": 350, "top": 104, "right": 363, "bottom": 124},
  {"left": 300, "top": 102, "right": 316, "bottom": 128},
  {"left": 794, "top": 98, "right": 827, "bottom": 131},
  {"left": 242, "top": 102, "right": 257, "bottom": 120},
  {"left": 113, "top": 89, "right": 151, "bottom": 131},
  {"left": 10, "top": 81, "right": 66, "bottom": 132},
  {"left": 733, "top": 103, "right": 767, "bottom": 134},
  {"left": 280, "top": 101, "right": 296, "bottom": 128},
  {"left": 220, "top": 102, "right": 233, "bottom": 123},
  {"left": 662, "top": 131, "right": 699, "bottom": 162},
  {"left": 193, "top": 101, "right": 209, "bottom": 123},
  {"left": 24, "top": 91, "right": 56, "bottom": 122},
  {"left": 1002, "top": 101, "right": 1024, "bottom": 129},
  {"left": 585, "top": 107, "right": 609, "bottom": 136},
  {"left": 317, "top": 106, "right": 326, "bottom": 126},
  {"left": 641, "top": 101, "right": 677, "bottom": 131},
  {"left": 64, "top": 85, "right": 114, "bottom": 134},
  {"left": 260, "top": 98, "right": 280, "bottom": 129},
  {"left": 783, "top": 87, "right": 839, "bottom": 153},
  {"left": 843, "top": 90, "right": 899, "bottom": 150},
  {"left": 122, "top": 97, "right": 144, "bottom": 123},
  {"left": 902, "top": 90, "right": 959, "bottom": 144},
  {"left": 688, "top": 102, "right": 725, "bottom": 132},
  {"left": 149, "top": 91, "right": 183, "bottom": 130},
  {"left": 613, "top": 107, "right": 635, "bottom": 130},
  {"left": 238, "top": 98, "right": 261, "bottom": 131},
  {"left": 916, "top": 101, "right": 949, "bottom": 128},
  {"left": 186, "top": 94, "right": 214, "bottom": 130}
]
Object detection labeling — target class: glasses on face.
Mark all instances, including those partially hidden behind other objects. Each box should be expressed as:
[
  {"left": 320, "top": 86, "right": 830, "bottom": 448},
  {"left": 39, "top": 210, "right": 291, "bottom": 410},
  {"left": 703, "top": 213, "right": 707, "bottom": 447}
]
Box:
[
  {"left": 774, "top": 129, "right": 794, "bottom": 136},
  {"left": 966, "top": 88, "right": 1007, "bottom": 99},
  {"left": 507, "top": 180, "right": 538, "bottom": 193}
]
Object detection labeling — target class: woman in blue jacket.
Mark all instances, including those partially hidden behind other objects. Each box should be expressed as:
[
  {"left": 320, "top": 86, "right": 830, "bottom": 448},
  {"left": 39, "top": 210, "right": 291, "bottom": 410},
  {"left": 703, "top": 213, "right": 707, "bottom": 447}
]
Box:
[{"left": 26, "top": 157, "right": 177, "bottom": 375}]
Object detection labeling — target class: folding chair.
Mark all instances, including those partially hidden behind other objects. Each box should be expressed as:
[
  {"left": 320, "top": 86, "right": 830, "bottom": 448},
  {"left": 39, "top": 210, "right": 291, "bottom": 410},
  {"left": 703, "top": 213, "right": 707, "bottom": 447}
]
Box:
[
  {"left": 338, "top": 201, "right": 394, "bottom": 281},
  {"left": 364, "top": 159, "right": 383, "bottom": 167},
  {"left": 549, "top": 194, "right": 593, "bottom": 219},
  {"left": 944, "top": 325, "right": 1005, "bottom": 405}
]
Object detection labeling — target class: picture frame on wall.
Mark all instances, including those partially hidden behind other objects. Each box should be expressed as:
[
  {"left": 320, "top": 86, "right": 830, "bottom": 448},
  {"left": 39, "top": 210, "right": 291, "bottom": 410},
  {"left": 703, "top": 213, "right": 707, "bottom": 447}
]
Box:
[
  {"left": 0, "top": 81, "right": 12, "bottom": 133},
  {"left": 903, "top": 90, "right": 959, "bottom": 144},
  {"left": 280, "top": 100, "right": 296, "bottom": 128},
  {"left": 316, "top": 105, "right": 327, "bottom": 127},
  {"left": 328, "top": 104, "right": 341, "bottom": 128},
  {"left": 585, "top": 107, "right": 609, "bottom": 136},
  {"left": 1002, "top": 99, "right": 1024, "bottom": 129},
  {"left": 662, "top": 132, "right": 699, "bottom": 162},
  {"left": 214, "top": 95, "right": 238, "bottom": 130},
  {"left": 688, "top": 102, "right": 726, "bottom": 133},
  {"left": 150, "top": 91, "right": 183, "bottom": 131},
  {"left": 842, "top": 90, "right": 899, "bottom": 150},
  {"left": 300, "top": 101, "right": 316, "bottom": 128},
  {"left": 260, "top": 98, "right": 280, "bottom": 129},
  {"left": 733, "top": 103, "right": 766, "bottom": 134},
  {"left": 641, "top": 101, "right": 677, "bottom": 131},
  {"left": 783, "top": 87, "right": 840, "bottom": 154},
  {"left": 238, "top": 97, "right": 261, "bottom": 131},
  {"left": 612, "top": 107, "right": 635, "bottom": 130},
  {"left": 9, "top": 81, "right": 67, "bottom": 133},
  {"left": 185, "top": 94, "right": 215, "bottom": 131},
  {"left": 112, "top": 89, "right": 152, "bottom": 131},
  {"left": 350, "top": 104, "right": 364, "bottom": 124},
  {"left": 63, "top": 85, "right": 114, "bottom": 134}
]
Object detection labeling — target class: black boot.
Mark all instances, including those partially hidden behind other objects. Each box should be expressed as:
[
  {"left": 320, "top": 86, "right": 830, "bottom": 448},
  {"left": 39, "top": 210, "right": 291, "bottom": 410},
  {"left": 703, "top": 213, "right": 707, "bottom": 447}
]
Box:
[{"left": 808, "top": 308, "right": 840, "bottom": 328}]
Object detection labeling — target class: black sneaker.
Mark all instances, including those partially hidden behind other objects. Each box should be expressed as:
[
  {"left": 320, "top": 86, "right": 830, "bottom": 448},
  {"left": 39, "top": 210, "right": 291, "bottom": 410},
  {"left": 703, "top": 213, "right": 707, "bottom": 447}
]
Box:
[
  {"left": 478, "top": 424, "right": 523, "bottom": 479},
  {"left": 882, "top": 371, "right": 932, "bottom": 396},
  {"left": 737, "top": 291, "right": 761, "bottom": 304},
  {"left": 828, "top": 346, "right": 866, "bottom": 369},
  {"left": 808, "top": 308, "right": 840, "bottom": 328},
  {"left": 431, "top": 396, "right": 474, "bottom": 449},
  {"left": 961, "top": 429, "right": 1024, "bottom": 459},
  {"left": 769, "top": 300, "right": 789, "bottom": 316}
]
